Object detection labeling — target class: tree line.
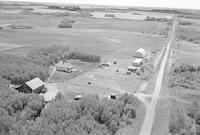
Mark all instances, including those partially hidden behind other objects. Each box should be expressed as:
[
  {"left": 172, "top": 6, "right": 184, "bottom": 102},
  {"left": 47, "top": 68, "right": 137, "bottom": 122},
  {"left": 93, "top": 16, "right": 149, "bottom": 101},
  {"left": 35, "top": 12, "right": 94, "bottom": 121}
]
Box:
[
  {"left": 0, "top": 45, "right": 100, "bottom": 85},
  {"left": 0, "top": 78, "right": 141, "bottom": 135}
]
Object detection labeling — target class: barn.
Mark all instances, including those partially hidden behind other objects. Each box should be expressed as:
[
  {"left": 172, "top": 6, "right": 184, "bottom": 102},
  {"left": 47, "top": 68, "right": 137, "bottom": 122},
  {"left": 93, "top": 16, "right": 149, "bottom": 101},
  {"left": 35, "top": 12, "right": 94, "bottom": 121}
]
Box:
[
  {"left": 16, "top": 77, "right": 45, "bottom": 94},
  {"left": 135, "top": 48, "right": 147, "bottom": 58},
  {"left": 56, "top": 61, "right": 73, "bottom": 73},
  {"left": 132, "top": 58, "right": 143, "bottom": 66}
]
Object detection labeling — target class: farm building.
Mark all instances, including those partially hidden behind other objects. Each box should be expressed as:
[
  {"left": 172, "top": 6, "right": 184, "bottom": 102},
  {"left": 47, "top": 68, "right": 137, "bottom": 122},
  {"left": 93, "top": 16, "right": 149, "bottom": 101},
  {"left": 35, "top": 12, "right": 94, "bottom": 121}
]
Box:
[
  {"left": 16, "top": 77, "right": 45, "bottom": 93},
  {"left": 56, "top": 61, "right": 73, "bottom": 73},
  {"left": 132, "top": 58, "right": 143, "bottom": 66},
  {"left": 134, "top": 48, "right": 147, "bottom": 58}
]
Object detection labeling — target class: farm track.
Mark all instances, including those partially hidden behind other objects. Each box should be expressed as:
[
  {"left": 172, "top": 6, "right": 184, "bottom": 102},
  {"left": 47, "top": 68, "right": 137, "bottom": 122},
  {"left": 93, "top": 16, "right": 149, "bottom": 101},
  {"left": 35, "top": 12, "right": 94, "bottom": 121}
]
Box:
[{"left": 138, "top": 16, "right": 177, "bottom": 135}]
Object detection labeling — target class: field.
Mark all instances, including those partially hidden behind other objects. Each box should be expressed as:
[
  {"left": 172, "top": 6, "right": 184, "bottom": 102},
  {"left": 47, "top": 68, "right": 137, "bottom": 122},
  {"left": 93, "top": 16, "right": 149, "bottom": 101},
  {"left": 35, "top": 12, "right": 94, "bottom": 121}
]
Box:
[
  {"left": 0, "top": 6, "right": 168, "bottom": 97},
  {"left": 0, "top": 2, "right": 175, "bottom": 135}
]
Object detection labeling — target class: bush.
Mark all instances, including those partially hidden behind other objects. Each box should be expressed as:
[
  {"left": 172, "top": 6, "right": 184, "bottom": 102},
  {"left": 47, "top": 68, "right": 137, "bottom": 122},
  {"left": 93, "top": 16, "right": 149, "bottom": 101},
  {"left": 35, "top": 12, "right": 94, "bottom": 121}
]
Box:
[
  {"left": 104, "top": 14, "right": 115, "bottom": 17},
  {"left": 145, "top": 16, "right": 156, "bottom": 21},
  {"left": 7, "top": 24, "right": 32, "bottom": 29},
  {"left": 48, "top": 5, "right": 62, "bottom": 9},
  {"left": 58, "top": 23, "right": 72, "bottom": 28}
]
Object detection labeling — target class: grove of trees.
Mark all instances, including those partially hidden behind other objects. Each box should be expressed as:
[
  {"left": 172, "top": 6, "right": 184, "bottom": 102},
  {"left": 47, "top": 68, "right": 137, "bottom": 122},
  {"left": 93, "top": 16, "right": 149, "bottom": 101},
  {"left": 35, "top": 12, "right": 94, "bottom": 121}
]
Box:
[
  {"left": 169, "top": 64, "right": 200, "bottom": 90},
  {"left": 0, "top": 77, "right": 141, "bottom": 135},
  {"left": 169, "top": 101, "right": 200, "bottom": 135},
  {"left": 0, "top": 45, "right": 100, "bottom": 85}
]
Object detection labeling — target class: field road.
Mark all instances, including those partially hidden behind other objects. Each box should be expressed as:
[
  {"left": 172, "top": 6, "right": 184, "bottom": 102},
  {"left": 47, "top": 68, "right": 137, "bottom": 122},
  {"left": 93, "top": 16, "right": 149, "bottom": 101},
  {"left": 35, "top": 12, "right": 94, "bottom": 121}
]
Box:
[{"left": 139, "top": 16, "right": 177, "bottom": 135}]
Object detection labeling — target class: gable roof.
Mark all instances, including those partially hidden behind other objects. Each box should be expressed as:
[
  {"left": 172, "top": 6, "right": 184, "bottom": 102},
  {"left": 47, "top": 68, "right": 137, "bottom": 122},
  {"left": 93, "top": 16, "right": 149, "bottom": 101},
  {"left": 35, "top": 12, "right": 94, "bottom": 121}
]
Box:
[{"left": 25, "top": 77, "right": 44, "bottom": 90}]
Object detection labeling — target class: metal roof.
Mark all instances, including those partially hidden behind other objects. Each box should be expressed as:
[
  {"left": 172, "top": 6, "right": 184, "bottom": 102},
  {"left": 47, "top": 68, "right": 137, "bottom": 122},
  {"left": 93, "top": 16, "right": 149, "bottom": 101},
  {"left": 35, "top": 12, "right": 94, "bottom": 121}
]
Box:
[{"left": 25, "top": 77, "right": 44, "bottom": 90}]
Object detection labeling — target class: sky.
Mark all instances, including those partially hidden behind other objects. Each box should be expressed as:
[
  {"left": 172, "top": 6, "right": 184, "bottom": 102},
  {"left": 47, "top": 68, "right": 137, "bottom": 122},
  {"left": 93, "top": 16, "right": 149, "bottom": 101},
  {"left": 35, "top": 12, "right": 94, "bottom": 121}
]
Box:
[{"left": 5, "top": 0, "right": 200, "bottom": 9}]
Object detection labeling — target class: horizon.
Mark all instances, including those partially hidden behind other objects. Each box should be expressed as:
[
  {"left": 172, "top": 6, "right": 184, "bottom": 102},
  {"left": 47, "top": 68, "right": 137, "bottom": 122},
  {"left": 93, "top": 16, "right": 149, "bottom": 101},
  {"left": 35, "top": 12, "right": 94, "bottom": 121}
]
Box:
[{"left": 3, "top": 0, "right": 200, "bottom": 10}]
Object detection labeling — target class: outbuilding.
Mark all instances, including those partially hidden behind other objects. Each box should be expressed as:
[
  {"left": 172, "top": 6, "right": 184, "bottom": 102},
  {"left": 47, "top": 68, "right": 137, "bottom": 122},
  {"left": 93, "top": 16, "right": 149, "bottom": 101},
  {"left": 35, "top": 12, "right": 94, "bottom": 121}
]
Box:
[
  {"left": 16, "top": 77, "right": 45, "bottom": 94},
  {"left": 134, "top": 48, "right": 147, "bottom": 58},
  {"left": 132, "top": 58, "right": 143, "bottom": 67},
  {"left": 56, "top": 61, "right": 73, "bottom": 73}
]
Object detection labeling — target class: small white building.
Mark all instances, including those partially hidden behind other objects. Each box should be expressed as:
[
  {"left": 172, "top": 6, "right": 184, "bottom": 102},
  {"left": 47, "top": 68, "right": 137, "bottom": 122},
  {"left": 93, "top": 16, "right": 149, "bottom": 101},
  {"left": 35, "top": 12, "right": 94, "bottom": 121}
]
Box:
[
  {"left": 135, "top": 48, "right": 147, "bottom": 58},
  {"left": 56, "top": 61, "right": 73, "bottom": 73},
  {"left": 132, "top": 58, "right": 143, "bottom": 67}
]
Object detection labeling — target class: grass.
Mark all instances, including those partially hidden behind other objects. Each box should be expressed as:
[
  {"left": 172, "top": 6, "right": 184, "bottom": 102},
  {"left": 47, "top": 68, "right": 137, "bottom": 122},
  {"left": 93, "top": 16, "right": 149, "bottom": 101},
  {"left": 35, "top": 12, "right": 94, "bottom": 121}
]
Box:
[
  {"left": 50, "top": 60, "right": 96, "bottom": 83},
  {"left": 0, "top": 13, "right": 166, "bottom": 58}
]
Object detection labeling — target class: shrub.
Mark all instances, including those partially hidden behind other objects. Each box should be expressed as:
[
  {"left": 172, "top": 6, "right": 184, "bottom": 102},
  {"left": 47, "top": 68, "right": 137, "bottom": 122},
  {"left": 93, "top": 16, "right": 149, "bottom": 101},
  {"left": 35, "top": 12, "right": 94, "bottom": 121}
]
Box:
[
  {"left": 7, "top": 24, "right": 32, "bottom": 29},
  {"left": 58, "top": 23, "right": 72, "bottom": 28},
  {"left": 48, "top": 5, "right": 62, "bottom": 9},
  {"left": 104, "top": 14, "right": 115, "bottom": 17},
  {"left": 145, "top": 16, "right": 156, "bottom": 21}
]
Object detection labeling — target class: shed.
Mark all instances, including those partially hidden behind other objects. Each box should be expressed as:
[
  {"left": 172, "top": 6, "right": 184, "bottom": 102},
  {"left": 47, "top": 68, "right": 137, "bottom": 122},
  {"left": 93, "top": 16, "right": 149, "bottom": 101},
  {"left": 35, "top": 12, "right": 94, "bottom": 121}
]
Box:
[
  {"left": 16, "top": 77, "right": 44, "bottom": 94},
  {"left": 56, "top": 61, "right": 73, "bottom": 73},
  {"left": 132, "top": 58, "right": 143, "bottom": 66},
  {"left": 135, "top": 48, "right": 147, "bottom": 58}
]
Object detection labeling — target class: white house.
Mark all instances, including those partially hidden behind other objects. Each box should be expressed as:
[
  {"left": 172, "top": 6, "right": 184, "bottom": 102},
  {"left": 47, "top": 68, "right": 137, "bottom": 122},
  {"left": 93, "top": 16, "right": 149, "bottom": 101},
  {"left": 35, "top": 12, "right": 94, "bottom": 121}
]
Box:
[
  {"left": 132, "top": 58, "right": 143, "bottom": 66},
  {"left": 56, "top": 61, "right": 73, "bottom": 73},
  {"left": 135, "top": 48, "right": 147, "bottom": 58}
]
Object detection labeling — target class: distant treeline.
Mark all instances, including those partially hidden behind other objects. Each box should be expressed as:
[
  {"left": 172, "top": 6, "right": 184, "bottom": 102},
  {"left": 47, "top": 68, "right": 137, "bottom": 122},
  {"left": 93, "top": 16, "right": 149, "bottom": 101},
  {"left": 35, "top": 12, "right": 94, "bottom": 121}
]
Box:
[
  {"left": 0, "top": 45, "right": 100, "bottom": 85},
  {"left": 48, "top": 5, "right": 81, "bottom": 11}
]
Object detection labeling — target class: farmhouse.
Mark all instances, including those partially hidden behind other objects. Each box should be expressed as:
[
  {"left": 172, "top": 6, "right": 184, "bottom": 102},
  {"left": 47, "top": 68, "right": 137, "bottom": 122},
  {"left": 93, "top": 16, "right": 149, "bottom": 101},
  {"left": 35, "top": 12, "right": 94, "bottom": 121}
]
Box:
[
  {"left": 132, "top": 58, "right": 143, "bottom": 66},
  {"left": 16, "top": 77, "right": 45, "bottom": 93},
  {"left": 134, "top": 48, "right": 147, "bottom": 58},
  {"left": 56, "top": 61, "right": 73, "bottom": 73}
]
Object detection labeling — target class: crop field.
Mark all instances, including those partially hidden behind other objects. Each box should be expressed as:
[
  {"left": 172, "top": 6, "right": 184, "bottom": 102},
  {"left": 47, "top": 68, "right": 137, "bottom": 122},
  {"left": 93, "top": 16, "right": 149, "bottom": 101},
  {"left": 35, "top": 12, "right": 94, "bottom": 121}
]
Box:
[
  {"left": 0, "top": 3, "right": 176, "bottom": 135},
  {"left": 3, "top": 1, "right": 200, "bottom": 135},
  {"left": 0, "top": 4, "right": 170, "bottom": 99}
]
